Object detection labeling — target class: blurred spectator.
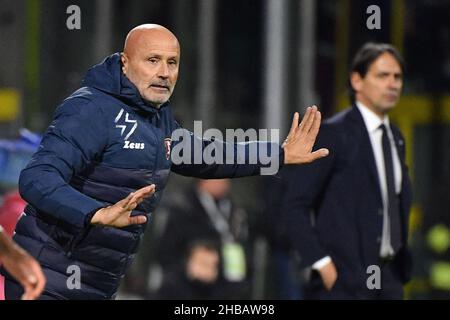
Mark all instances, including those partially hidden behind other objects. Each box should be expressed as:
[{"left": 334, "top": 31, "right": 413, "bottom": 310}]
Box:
[
  {"left": 0, "top": 129, "right": 42, "bottom": 191},
  {"left": 0, "top": 129, "right": 42, "bottom": 299},
  {"left": 0, "top": 192, "right": 26, "bottom": 236},
  {"left": 0, "top": 224, "right": 47, "bottom": 300},
  {"left": 152, "top": 179, "right": 251, "bottom": 299},
  {"left": 156, "top": 240, "right": 224, "bottom": 299},
  {"left": 0, "top": 192, "right": 27, "bottom": 300}
]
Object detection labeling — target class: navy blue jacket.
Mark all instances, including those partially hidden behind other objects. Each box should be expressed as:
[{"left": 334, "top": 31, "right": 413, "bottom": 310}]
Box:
[
  {"left": 281, "top": 106, "right": 412, "bottom": 297},
  {"left": 2, "top": 53, "right": 282, "bottom": 299}
]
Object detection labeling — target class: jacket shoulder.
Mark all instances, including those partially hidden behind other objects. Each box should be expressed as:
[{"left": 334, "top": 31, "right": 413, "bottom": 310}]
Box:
[
  {"left": 322, "top": 107, "right": 354, "bottom": 127},
  {"left": 55, "top": 87, "right": 112, "bottom": 119}
]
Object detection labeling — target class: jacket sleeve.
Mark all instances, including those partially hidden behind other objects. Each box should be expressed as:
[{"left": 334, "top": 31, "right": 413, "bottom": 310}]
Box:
[
  {"left": 279, "top": 125, "right": 339, "bottom": 268},
  {"left": 18, "top": 99, "right": 108, "bottom": 229},
  {"left": 170, "top": 127, "right": 284, "bottom": 178}
]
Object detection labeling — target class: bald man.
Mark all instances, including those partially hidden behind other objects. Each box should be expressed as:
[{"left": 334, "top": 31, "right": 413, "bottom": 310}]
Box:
[{"left": 1, "top": 24, "right": 327, "bottom": 299}]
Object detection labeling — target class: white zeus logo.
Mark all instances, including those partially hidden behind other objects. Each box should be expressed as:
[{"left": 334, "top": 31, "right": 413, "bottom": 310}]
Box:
[
  {"left": 115, "top": 109, "right": 145, "bottom": 149},
  {"left": 124, "top": 141, "right": 145, "bottom": 150}
]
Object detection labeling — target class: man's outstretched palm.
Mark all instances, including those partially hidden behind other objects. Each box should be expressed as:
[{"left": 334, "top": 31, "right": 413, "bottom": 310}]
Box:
[
  {"left": 283, "top": 106, "right": 329, "bottom": 164},
  {"left": 91, "top": 185, "right": 155, "bottom": 228}
]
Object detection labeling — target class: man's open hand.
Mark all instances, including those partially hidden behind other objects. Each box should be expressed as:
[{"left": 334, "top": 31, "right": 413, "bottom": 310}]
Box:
[
  {"left": 90, "top": 185, "right": 156, "bottom": 228},
  {"left": 0, "top": 231, "right": 46, "bottom": 300},
  {"left": 283, "top": 106, "right": 329, "bottom": 164}
]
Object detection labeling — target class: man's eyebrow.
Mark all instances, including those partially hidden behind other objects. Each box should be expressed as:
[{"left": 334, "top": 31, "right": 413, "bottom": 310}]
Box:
[
  {"left": 377, "top": 70, "right": 401, "bottom": 75},
  {"left": 147, "top": 54, "right": 178, "bottom": 60}
]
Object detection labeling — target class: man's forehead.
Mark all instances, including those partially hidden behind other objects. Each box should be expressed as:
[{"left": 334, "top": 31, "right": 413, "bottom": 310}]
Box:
[
  {"left": 370, "top": 53, "right": 402, "bottom": 72},
  {"left": 125, "top": 28, "right": 180, "bottom": 57},
  {"left": 140, "top": 42, "right": 180, "bottom": 54},
  {"left": 133, "top": 47, "right": 180, "bottom": 60}
]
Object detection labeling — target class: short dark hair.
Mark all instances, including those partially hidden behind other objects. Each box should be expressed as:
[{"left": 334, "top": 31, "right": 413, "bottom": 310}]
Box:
[{"left": 348, "top": 42, "right": 404, "bottom": 103}]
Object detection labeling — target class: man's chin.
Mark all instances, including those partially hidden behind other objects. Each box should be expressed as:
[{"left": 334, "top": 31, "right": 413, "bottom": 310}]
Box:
[
  {"left": 143, "top": 96, "right": 169, "bottom": 108},
  {"left": 384, "top": 103, "right": 397, "bottom": 111}
]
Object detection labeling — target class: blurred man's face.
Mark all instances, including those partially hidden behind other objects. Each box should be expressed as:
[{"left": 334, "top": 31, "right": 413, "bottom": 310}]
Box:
[
  {"left": 351, "top": 52, "right": 403, "bottom": 118},
  {"left": 186, "top": 246, "right": 219, "bottom": 284},
  {"left": 198, "top": 179, "right": 231, "bottom": 200},
  {"left": 121, "top": 29, "right": 180, "bottom": 108}
]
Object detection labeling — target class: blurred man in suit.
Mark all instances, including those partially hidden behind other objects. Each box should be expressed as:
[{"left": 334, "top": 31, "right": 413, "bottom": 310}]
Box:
[{"left": 282, "top": 43, "right": 412, "bottom": 299}]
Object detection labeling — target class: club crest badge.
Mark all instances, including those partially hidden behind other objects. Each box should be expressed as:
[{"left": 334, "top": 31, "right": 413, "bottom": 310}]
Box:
[{"left": 164, "top": 138, "right": 172, "bottom": 160}]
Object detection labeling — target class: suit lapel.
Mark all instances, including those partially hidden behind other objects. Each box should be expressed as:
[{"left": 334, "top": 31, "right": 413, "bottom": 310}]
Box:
[
  {"left": 390, "top": 124, "right": 412, "bottom": 242},
  {"left": 347, "top": 106, "right": 383, "bottom": 205},
  {"left": 391, "top": 126, "right": 406, "bottom": 163}
]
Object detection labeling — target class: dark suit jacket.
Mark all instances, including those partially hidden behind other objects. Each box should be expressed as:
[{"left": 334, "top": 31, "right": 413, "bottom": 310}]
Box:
[{"left": 281, "top": 105, "right": 413, "bottom": 294}]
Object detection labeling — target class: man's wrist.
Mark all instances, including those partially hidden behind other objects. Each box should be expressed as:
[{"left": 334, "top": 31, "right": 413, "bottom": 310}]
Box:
[
  {"left": 312, "top": 256, "right": 332, "bottom": 271},
  {"left": 279, "top": 147, "right": 286, "bottom": 166},
  {"left": 89, "top": 208, "right": 106, "bottom": 225}
]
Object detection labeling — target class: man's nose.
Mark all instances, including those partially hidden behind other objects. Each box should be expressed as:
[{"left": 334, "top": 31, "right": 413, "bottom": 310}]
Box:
[
  {"left": 157, "top": 62, "right": 169, "bottom": 78},
  {"left": 388, "top": 76, "right": 402, "bottom": 89}
]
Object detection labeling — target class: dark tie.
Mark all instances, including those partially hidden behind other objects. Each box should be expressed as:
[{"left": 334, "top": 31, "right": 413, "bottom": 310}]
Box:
[{"left": 380, "top": 124, "right": 402, "bottom": 253}]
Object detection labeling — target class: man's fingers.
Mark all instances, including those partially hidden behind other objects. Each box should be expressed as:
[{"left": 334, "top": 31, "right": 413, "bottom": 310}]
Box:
[
  {"left": 299, "top": 105, "right": 317, "bottom": 136},
  {"left": 308, "top": 148, "right": 329, "bottom": 162},
  {"left": 128, "top": 185, "right": 155, "bottom": 207},
  {"left": 101, "top": 185, "right": 155, "bottom": 227},
  {"left": 128, "top": 215, "right": 147, "bottom": 225},
  {"left": 18, "top": 260, "right": 46, "bottom": 300},
  {"left": 20, "top": 282, "right": 35, "bottom": 300},
  {"left": 129, "top": 201, "right": 138, "bottom": 210},
  {"left": 32, "top": 279, "right": 46, "bottom": 300},
  {"left": 121, "top": 185, "right": 155, "bottom": 210},
  {"left": 132, "top": 185, "right": 156, "bottom": 199},
  {"left": 288, "top": 112, "right": 299, "bottom": 136},
  {"left": 120, "top": 192, "right": 135, "bottom": 209},
  {"left": 31, "top": 263, "right": 47, "bottom": 298},
  {"left": 298, "top": 107, "right": 312, "bottom": 131},
  {"left": 21, "top": 289, "right": 32, "bottom": 300},
  {"left": 307, "top": 110, "right": 322, "bottom": 144}
]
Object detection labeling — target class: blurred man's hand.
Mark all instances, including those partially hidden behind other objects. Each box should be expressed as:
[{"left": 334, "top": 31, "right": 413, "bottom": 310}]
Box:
[
  {"left": 0, "top": 228, "right": 46, "bottom": 300},
  {"left": 318, "top": 260, "right": 338, "bottom": 291},
  {"left": 91, "top": 185, "right": 155, "bottom": 228},
  {"left": 283, "top": 106, "right": 329, "bottom": 164}
]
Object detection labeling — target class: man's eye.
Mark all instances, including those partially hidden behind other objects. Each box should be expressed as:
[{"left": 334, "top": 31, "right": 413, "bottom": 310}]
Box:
[{"left": 148, "top": 58, "right": 158, "bottom": 64}]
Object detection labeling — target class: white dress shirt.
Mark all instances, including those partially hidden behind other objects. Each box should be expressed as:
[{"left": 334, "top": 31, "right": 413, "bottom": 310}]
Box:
[{"left": 313, "top": 102, "right": 403, "bottom": 270}]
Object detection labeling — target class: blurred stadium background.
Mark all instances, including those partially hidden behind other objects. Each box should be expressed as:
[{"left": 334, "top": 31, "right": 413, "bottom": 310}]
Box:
[{"left": 0, "top": 0, "right": 449, "bottom": 299}]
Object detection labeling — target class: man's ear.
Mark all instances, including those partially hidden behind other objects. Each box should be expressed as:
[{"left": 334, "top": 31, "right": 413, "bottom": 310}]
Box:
[
  {"left": 350, "top": 72, "right": 363, "bottom": 93},
  {"left": 120, "top": 53, "right": 128, "bottom": 74}
]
